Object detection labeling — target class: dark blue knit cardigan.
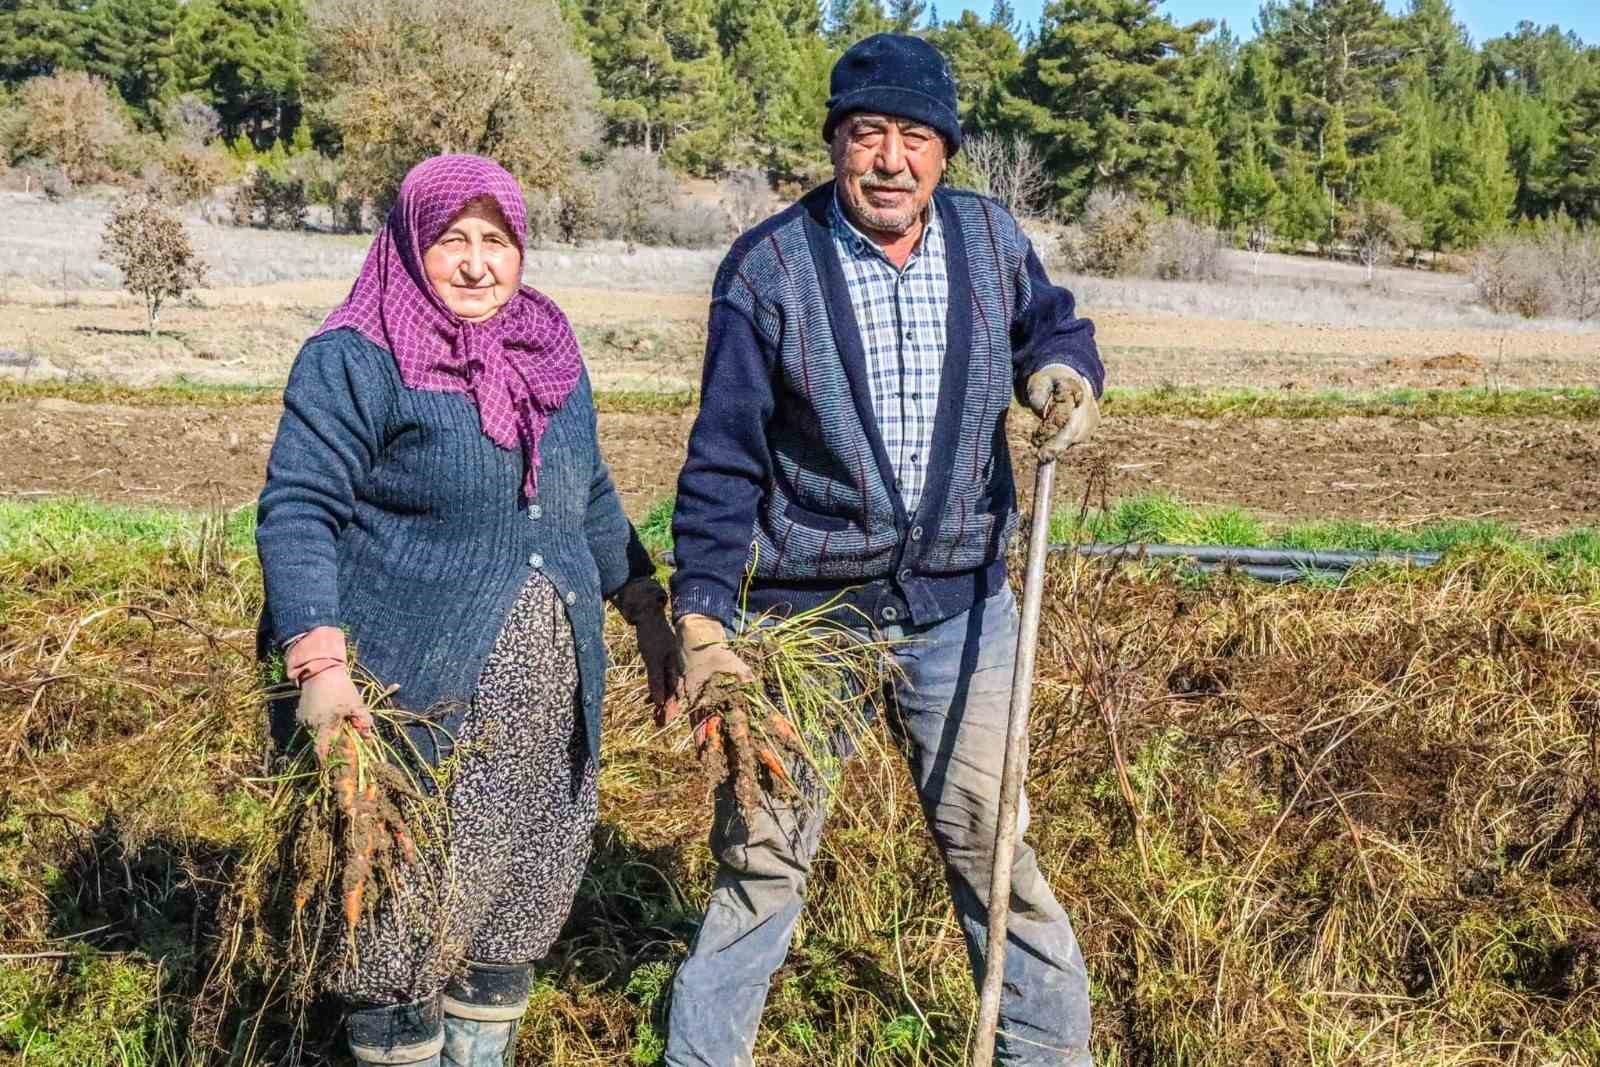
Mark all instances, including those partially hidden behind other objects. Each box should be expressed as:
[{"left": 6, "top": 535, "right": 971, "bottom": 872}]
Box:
[
  {"left": 256, "top": 327, "right": 653, "bottom": 762},
  {"left": 671, "top": 183, "right": 1104, "bottom": 630}
]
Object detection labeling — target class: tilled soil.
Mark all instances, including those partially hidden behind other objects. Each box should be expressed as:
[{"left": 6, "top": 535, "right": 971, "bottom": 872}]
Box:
[{"left": 3, "top": 398, "right": 1595, "bottom": 532}]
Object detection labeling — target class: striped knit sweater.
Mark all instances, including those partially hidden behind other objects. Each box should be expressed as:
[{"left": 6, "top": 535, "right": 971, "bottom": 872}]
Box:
[
  {"left": 671, "top": 182, "right": 1104, "bottom": 629},
  {"left": 256, "top": 328, "right": 653, "bottom": 763}
]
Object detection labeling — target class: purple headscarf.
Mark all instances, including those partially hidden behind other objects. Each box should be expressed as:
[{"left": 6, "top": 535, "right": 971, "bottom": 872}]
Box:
[{"left": 316, "top": 154, "right": 582, "bottom": 497}]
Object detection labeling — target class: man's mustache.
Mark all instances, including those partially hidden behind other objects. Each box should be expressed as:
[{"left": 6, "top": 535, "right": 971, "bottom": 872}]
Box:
[{"left": 861, "top": 173, "right": 916, "bottom": 192}]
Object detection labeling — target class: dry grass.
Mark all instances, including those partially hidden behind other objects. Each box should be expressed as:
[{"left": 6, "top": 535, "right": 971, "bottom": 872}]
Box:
[{"left": 2, "top": 502, "right": 1600, "bottom": 1064}]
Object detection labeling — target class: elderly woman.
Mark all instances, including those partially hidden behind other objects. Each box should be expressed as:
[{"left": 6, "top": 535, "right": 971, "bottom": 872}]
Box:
[{"left": 255, "top": 154, "right": 678, "bottom": 1066}]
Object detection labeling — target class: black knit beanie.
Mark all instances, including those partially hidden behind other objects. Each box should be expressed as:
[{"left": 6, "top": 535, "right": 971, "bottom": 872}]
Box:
[{"left": 823, "top": 33, "right": 962, "bottom": 153}]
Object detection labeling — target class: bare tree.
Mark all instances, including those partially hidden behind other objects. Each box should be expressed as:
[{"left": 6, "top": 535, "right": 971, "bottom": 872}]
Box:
[
  {"left": 958, "top": 133, "right": 1051, "bottom": 220},
  {"left": 101, "top": 194, "right": 208, "bottom": 338},
  {"left": 723, "top": 168, "right": 775, "bottom": 232},
  {"left": 1339, "top": 200, "right": 1422, "bottom": 282}
]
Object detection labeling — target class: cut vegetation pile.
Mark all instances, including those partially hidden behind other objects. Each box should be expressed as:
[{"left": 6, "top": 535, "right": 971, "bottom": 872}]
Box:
[{"left": 2, "top": 500, "right": 1599, "bottom": 1065}]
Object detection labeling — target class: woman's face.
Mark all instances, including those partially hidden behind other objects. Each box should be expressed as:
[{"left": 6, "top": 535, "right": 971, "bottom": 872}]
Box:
[{"left": 423, "top": 197, "right": 522, "bottom": 323}]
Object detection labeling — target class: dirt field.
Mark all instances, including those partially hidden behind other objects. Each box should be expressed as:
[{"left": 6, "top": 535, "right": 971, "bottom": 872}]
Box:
[
  {"left": 3, "top": 283, "right": 1597, "bottom": 395},
  {"left": 5, "top": 396, "right": 1594, "bottom": 531}
]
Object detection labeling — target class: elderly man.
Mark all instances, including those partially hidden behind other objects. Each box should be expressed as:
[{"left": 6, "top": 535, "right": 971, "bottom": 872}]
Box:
[{"left": 665, "top": 33, "right": 1104, "bottom": 1066}]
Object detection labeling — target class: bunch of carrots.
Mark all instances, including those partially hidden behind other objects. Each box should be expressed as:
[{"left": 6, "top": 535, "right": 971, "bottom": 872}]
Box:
[{"left": 686, "top": 600, "right": 903, "bottom": 818}]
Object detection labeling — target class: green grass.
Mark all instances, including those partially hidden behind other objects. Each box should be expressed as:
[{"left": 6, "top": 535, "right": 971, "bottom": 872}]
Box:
[
  {"left": 6, "top": 379, "right": 1598, "bottom": 421},
  {"left": 0, "top": 498, "right": 256, "bottom": 558},
  {"left": 1100, "top": 384, "right": 1600, "bottom": 420},
  {"left": 1055, "top": 492, "right": 1600, "bottom": 571},
  {"left": 0, "top": 378, "right": 699, "bottom": 414}
]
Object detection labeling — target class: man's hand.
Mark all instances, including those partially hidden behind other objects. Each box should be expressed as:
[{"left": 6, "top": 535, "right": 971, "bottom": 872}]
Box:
[
  {"left": 297, "top": 663, "right": 373, "bottom": 760},
  {"left": 613, "top": 579, "right": 683, "bottom": 726},
  {"left": 677, "top": 613, "right": 754, "bottom": 711},
  {"left": 1025, "top": 365, "right": 1100, "bottom": 458}
]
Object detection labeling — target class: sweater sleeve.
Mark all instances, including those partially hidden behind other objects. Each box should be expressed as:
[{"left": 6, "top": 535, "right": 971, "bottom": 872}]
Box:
[
  {"left": 255, "top": 332, "right": 394, "bottom": 646},
  {"left": 669, "top": 295, "right": 776, "bottom": 627},
  {"left": 1009, "top": 234, "right": 1106, "bottom": 401},
  {"left": 580, "top": 374, "right": 655, "bottom": 598}
]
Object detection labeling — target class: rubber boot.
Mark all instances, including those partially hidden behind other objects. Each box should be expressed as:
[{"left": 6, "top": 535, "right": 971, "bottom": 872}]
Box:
[
  {"left": 347, "top": 997, "right": 444, "bottom": 1066},
  {"left": 441, "top": 960, "right": 532, "bottom": 1067}
]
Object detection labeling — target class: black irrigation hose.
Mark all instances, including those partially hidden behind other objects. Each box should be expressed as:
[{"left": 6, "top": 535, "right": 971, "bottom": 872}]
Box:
[{"left": 1060, "top": 542, "right": 1443, "bottom": 571}]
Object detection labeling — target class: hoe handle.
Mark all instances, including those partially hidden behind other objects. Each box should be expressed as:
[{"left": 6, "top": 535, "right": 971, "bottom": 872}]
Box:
[{"left": 973, "top": 456, "right": 1056, "bottom": 1067}]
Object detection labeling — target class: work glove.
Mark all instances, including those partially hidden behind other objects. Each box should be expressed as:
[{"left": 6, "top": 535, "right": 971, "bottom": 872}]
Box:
[
  {"left": 613, "top": 578, "right": 682, "bottom": 726},
  {"left": 676, "top": 613, "right": 754, "bottom": 712},
  {"left": 286, "top": 626, "right": 373, "bottom": 760},
  {"left": 1025, "top": 365, "right": 1100, "bottom": 458}
]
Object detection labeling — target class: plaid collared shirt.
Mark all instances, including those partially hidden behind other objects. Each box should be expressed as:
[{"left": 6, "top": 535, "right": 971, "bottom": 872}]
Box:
[{"left": 829, "top": 195, "right": 949, "bottom": 515}]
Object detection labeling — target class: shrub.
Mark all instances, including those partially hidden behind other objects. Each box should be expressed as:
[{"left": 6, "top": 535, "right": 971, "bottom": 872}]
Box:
[
  {"left": 8, "top": 72, "right": 132, "bottom": 186},
  {"left": 556, "top": 182, "right": 601, "bottom": 246},
  {"left": 162, "top": 94, "right": 222, "bottom": 147},
  {"left": 100, "top": 193, "right": 208, "bottom": 337},
  {"left": 597, "top": 149, "right": 678, "bottom": 250},
  {"left": 1339, "top": 199, "right": 1423, "bottom": 282},
  {"left": 641, "top": 201, "right": 732, "bottom": 249},
  {"left": 230, "top": 167, "right": 309, "bottom": 229},
  {"left": 1145, "top": 217, "right": 1228, "bottom": 281},
  {"left": 1069, "top": 190, "right": 1156, "bottom": 277},
  {"left": 1471, "top": 223, "right": 1600, "bottom": 321},
  {"left": 722, "top": 167, "right": 774, "bottom": 232},
  {"left": 310, "top": 0, "right": 598, "bottom": 209},
  {"left": 160, "top": 145, "right": 234, "bottom": 204}
]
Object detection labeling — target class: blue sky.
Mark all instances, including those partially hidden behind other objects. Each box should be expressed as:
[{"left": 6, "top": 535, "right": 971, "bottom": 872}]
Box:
[{"left": 951, "top": 1, "right": 1598, "bottom": 46}]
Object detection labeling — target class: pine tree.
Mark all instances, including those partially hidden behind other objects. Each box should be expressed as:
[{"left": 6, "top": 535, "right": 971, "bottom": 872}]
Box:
[
  {"left": 988, "top": 0, "right": 1017, "bottom": 36},
  {"left": 1225, "top": 131, "right": 1280, "bottom": 247},
  {"left": 175, "top": 0, "right": 306, "bottom": 144},
  {"left": 1439, "top": 95, "right": 1516, "bottom": 246},
  {"left": 581, "top": 0, "right": 732, "bottom": 168},
  {"left": 925, "top": 9, "right": 1019, "bottom": 128},
  {"left": 1319, "top": 104, "right": 1352, "bottom": 211},
  {"left": 997, "top": 0, "right": 1212, "bottom": 212},
  {"left": 887, "top": 0, "right": 922, "bottom": 33},
  {"left": 1553, "top": 81, "right": 1600, "bottom": 223},
  {"left": 1278, "top": 149, "right": 1329, "bottom": 250},
  {"left": 1178, "top": 127, "right": 1224, "bottom": 225},
  {"left": 1400, "top": 0, "right": 1473, "bottom": 107},
  {"left": 0, "top": 0, "right": 91, "bottom": 83},
  {"left": 827, "top": 0, "right": 889, "bottom": 46},
  {"left": 84, "top": 0, "right": 179, "bottom": 117},
  {"left": 1257, "top": 0, "right": 1405, "bottom": 173}
]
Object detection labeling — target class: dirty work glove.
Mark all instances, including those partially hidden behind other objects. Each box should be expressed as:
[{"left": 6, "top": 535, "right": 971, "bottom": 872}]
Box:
[
  {"left": 285, "top": 626, "right": 372, "bottom": 759},
  {"left": 613, "top": 578, "right": 682, "bottom": 726},
  {"left": 1025, "top": 365, "right": 1101, "bottom": 458},
  {"left": 676, "top": 613, "right": 754, "bottom": 712}
]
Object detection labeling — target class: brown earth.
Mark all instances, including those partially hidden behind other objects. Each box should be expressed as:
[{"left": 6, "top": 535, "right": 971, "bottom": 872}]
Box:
[
  {"left": 3, "top": 285, "right": 1596, "bottom": 393},
  {"left": 4, "top": 397, "right": 1595, "bottom": 532}
]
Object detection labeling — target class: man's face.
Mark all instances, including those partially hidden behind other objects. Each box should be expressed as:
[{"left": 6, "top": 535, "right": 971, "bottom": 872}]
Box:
[{"left": 832, "top": 112, "right": 947, "bottom": 238}]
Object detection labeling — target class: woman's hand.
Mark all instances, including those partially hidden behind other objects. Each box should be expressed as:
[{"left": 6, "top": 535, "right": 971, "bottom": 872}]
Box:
[
  {"left": 297, "top": 665, "right": 374, "bottom": 759},
  {"left": 613, "top": 579, "right": 683, "bottom": 726},
  {"left": 286, "top": 626, "right": 373, "bottom": 758}
]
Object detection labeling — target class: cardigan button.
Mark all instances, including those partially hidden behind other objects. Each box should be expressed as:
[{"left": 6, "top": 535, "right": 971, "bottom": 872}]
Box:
[
  {"left": 881, "top": 606, "right": 899, "bottom": 622},
  {"left": 898, "top": 568, "right": 912, "bottom": 583},
  {"left": 910, "top": 525, "right": 923, "bottom": 542},
  {"left": 529, "top": 553, "right": 544, "bottom": 569},
  {"left": 565, "top": 590, "right": 577, "bottom": 606},
  {"left": 527, "top": 504, "right": 543, "bottom": 519}
]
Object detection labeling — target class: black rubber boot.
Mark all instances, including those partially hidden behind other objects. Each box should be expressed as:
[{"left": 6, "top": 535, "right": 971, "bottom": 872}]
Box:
[
  {"left": 347, "top": 996, "right": 444, "bottom": 1065},
  {"left": 441, "top": 960, "right": 533, "bottom": 1067}
]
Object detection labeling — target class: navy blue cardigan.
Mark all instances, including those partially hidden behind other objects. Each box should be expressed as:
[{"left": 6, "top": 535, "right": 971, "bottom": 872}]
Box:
[
  {"left": 256, "top": 327, "right": 653, "bottom": 762},
  {"left": 671, "top": 183, "right": 1104, "bottom": 630}
]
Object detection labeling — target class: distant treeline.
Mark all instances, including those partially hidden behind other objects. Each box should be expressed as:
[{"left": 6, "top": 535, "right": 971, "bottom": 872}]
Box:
[{"left": 2, "top": 0, "right": 1597, "bottom": 252}]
